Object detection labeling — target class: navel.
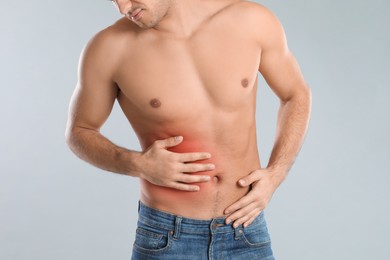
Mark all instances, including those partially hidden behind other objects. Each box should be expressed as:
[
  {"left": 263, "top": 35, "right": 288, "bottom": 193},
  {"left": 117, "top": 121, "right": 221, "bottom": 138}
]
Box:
[
  {"left": 150, "top": 98, "right": 161, "bottom": 108},
  {"left": 241, "top": 78, "right": 249, "bottom": 88}
]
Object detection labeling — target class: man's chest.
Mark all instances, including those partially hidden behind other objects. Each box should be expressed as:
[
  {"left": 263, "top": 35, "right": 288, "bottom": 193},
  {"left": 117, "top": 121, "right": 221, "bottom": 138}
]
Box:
[{"left": 115, "top": 24, "right": 261, "bottom": 118}]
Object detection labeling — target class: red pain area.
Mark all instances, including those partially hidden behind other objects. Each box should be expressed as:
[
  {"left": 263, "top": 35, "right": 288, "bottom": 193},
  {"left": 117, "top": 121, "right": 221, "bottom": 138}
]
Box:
[
  {"left": 138, "top": 133, "right": 253, "bottom": 218},
  {"left": 143, "top": 135, "right": 220, "bottom": 189}
]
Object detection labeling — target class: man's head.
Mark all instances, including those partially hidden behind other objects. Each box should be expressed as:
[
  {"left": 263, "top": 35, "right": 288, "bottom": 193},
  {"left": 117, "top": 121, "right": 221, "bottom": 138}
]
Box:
[{"left": 111, "top": 0, "right": 173, "bottom": 29}]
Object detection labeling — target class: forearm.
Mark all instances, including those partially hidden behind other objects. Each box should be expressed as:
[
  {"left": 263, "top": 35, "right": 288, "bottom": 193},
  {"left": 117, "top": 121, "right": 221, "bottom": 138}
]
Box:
[
  {"left": 66, "top": 126, "right": 142, "bottom": 177},
  {"left": 267, "top": 87, "right": 312, "bottom": 186}
]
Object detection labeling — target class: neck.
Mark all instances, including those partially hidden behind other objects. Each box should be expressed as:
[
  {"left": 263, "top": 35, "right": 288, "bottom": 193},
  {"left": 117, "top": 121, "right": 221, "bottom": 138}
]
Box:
[{"left": 153, "top": 0, "right": 212, "bottom": 38}]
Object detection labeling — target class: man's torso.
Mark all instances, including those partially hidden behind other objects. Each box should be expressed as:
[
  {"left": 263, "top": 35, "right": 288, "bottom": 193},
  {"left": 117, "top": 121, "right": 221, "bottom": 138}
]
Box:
[{"left": 107, "top": 1, "right": 264, "bottom": 218}]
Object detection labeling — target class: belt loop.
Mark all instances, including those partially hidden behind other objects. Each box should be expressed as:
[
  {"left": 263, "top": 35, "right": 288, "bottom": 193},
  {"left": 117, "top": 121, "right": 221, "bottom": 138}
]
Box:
[
  {"left": 234, "top": 226, "right": 243, "bottom": 240},
  {"left": 173, "top": 216, "right": 182, "bottom": 239}
]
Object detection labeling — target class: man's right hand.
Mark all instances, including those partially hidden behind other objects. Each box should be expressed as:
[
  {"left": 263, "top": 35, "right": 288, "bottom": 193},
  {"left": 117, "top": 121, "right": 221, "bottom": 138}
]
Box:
[{"left": 136, "top": 136, "right": 214, "bottom": 191}]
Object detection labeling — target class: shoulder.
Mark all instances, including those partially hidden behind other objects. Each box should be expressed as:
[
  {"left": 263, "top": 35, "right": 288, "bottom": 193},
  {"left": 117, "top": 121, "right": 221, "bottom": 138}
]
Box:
[
  {"left": 233, "top": 1, "right": 278, "bottom": 21},
  {"left": 233, "top": 1, "right": 286, "bottom": 48},
  {"left": 79, "top": 18, "right": 138, "bottom": 73},
  {"left": 83, "top": 18, "right": 137, "bottom": 57}
]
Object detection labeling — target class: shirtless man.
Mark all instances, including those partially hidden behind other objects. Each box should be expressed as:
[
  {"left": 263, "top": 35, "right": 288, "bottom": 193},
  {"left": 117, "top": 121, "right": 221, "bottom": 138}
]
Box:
[{"left": 65, "top": 0, "right": 311, "bottom": 259}]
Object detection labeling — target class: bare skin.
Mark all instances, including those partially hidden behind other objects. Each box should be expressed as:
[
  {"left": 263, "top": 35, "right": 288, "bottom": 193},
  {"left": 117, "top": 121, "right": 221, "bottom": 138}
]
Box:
[{"left": 66, "top": 0, "right": 311, "bottom": 227}]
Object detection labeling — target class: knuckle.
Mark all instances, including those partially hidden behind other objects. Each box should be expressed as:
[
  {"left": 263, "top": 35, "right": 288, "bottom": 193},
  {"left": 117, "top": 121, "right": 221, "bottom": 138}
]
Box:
[
  {"left": 198, "top": 164, "right": 207, "bottom": 171},
  {"left": 199, "top": 153, "right": 207, "bottom": 160},
  {"left": 197, "top": 164, "right": 207, "bottom": 171},
  {"left": 190, "top": 186, "right": 199, "bottom": 191},
  {"left": 173, "top": 153, "right": 182, "bottom": 161},
  {"left": 168, "top": 158, "right": 177, "bottom": 166},
  {"left": 185, "top": 185, "right": 197, "bottom": 191},
  {"left": 237, "top": 211, "right": 245, "bottom": 218},
  {"left": 203, "top": 164, "right": 212, "bottom": 170},
  {"left": 193, "top": 175, "right": 203, "bottom": 182},
  {"left": 200, "top": 175, "right": 210, "bottom": 181},
  {"left": 172, "top": 183, "right": 184, "bottom": 190},
  {"left": 231, "top": 212, "right": 241, "bottom": 219},
  {"left": 166, "top": 163, "right": 176, "bottom": 172},
  {"left": 182, "top": 185, "right": 193, "bottom": 191},
  {"left": 180, "top": 175, "right": 191, "bottom": 183},
  {"left": 181, "top": 186, "right": 191, "bottom": 191},
  {"left": 189, "top": 164, "right": 201, "bottom": 172},
  {"left": 202, "top": 153, "right": 211, "bottom": 159},
  {"left": 188, "top": 154, "right": 197, "bottom": 161}
]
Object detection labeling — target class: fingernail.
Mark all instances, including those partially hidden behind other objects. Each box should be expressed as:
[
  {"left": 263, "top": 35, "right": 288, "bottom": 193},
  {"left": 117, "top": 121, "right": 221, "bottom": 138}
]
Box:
[
  {"left": 225, "top": 210, "right": 230, "bottom": 214},
  {"left": 239, "top": 179, "right": 246, "bottom": 185},
  {"left": 204, "top": 176, "right": 211, "bottom": 181},
  {"left": 226, "top": 218, "right": 231, "bottom": 224},
  {"left": 209, "top": 164, "right": 215, "bottom": 169},
  {"left": 175, "top": 136, "right": 183, "bottom": 141}
]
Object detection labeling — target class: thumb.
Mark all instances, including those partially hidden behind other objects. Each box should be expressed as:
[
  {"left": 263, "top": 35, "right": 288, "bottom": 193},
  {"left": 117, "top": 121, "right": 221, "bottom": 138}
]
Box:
[
  {"left": 157, "top": 136, "right": 183, "bottom": 149},
  {"left": 238, "top": 169, "right": 262, "bottom": 187}
]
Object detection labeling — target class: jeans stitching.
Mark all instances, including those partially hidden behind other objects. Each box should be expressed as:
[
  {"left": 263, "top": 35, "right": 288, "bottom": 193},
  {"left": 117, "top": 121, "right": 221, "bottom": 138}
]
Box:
[{"left": 133, "top": 229, "right": 174, "bottom": 254}]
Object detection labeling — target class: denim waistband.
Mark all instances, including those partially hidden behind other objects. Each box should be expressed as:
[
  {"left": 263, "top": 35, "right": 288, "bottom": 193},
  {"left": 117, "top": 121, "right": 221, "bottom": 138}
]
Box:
[{"left": 137, "top": 201, "right": 265, "bottom": 235}]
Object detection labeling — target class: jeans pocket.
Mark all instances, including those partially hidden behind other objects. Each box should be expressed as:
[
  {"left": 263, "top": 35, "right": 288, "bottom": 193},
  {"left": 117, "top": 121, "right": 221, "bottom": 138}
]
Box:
[
  {"left": 133, "top": 227, "right": 172, "bottom": 253},
  {"left": 241, "top": 225, "right": 271, "bottom": 248}
]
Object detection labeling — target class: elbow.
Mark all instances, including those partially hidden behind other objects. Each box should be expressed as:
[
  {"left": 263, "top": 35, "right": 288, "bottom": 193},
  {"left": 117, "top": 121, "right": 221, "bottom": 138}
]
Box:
[
  {"left": 296, "top": 82, "right": 311, "bottom": 105},
  {"left": 65, "top": 125, "right": 75, "bottom": 149},
  {"left": 65, "top": 125, "right": 85, "bottom": 157},
  {"left": 281, "top": 83, "right": 312, "bottom": 106},
  {"left": 65, "top": 123, "right": 99, "bottom": 151},
  {"left": 298, "top": 83, "right": 312, "bottom": 119},
  {"left": 65, "top": 120, "right": 79, "bottom": 150},
  {"left": 304, "top": 83, "right": 312, "bottom": 108}
]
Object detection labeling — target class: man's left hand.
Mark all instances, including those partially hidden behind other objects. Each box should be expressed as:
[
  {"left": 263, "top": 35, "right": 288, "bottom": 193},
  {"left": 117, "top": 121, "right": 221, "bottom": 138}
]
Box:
[{"left": 224, "top": 169, "right": 280, "bottom": 228}]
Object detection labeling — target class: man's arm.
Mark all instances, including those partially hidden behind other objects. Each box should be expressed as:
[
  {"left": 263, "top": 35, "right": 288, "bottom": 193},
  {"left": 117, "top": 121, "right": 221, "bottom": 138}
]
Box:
[
  {"left": 65, "top": 30, "right": 140, "bottom": 175},
  {"left": 65, "top": 28, "right": 213, "bottom": 190},
  {"left": 224, "top": 5, "right": 312, "bottom": 227},
  {"left": 257, "top": 6, "right": 312, "bottom": 186}
]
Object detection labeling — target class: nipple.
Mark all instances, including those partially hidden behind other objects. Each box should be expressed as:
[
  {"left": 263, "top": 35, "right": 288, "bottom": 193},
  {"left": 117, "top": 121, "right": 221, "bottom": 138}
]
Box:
[
  {"left": 150, "top": 98, "right": 162, "bottom": 108},
  {"left": 241, "top": 78, "right": 249, "bottom": 88}
]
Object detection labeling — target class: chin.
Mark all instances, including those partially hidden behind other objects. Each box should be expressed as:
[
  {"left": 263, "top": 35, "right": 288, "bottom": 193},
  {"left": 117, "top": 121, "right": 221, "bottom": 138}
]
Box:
[{"left": 133, "top": 19, "right": 155, "bottom": 29}]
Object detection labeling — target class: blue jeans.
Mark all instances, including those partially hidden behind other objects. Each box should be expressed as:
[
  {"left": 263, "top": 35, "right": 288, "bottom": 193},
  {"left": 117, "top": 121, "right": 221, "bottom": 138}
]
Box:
[{"left": 131, "top": 201, "right": 275, "bottom": 260}]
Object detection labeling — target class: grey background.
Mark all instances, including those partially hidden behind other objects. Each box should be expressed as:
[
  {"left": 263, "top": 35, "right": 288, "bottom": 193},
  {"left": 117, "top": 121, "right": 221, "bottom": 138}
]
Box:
[{"left": 1, "top": 0, "right": 389, "bottom": 259}]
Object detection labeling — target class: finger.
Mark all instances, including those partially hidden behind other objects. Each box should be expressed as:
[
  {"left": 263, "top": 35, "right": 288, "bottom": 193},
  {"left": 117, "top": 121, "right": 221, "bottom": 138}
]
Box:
[
  {"left": 225, "top": 202, "right": 257, "bottom": 226},
  {"left": 178, "top": 152, "right": 211, "bottom": 162},
  {"left": 169, "top": 182, "right": 200, "bottom": 192},
  {"left": 155, "top": 136, "right": 183, "bottom": 149},
  {"left": 177, "top": 174, "right": 211, "bottom": 183},
  {"left": 224, "top": 194, "right": 254, "bottom": 215},
  {"left": 181, "top": 163, "right": 215, "bottom": 173},
  {"left": 243, "top": 208, "right": 262, "bottom": 228},
  {"left": 233, "top": 209, "right": 258, "bottom": 229},
  {"left": 238, "top": 170, "right": 262, "bottom": 187}
]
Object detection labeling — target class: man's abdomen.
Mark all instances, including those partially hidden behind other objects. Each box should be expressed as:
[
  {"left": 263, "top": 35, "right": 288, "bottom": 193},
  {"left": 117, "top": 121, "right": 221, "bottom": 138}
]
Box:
[{"left": 139, "top": 133, "right": 260, "bottom": 219}]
